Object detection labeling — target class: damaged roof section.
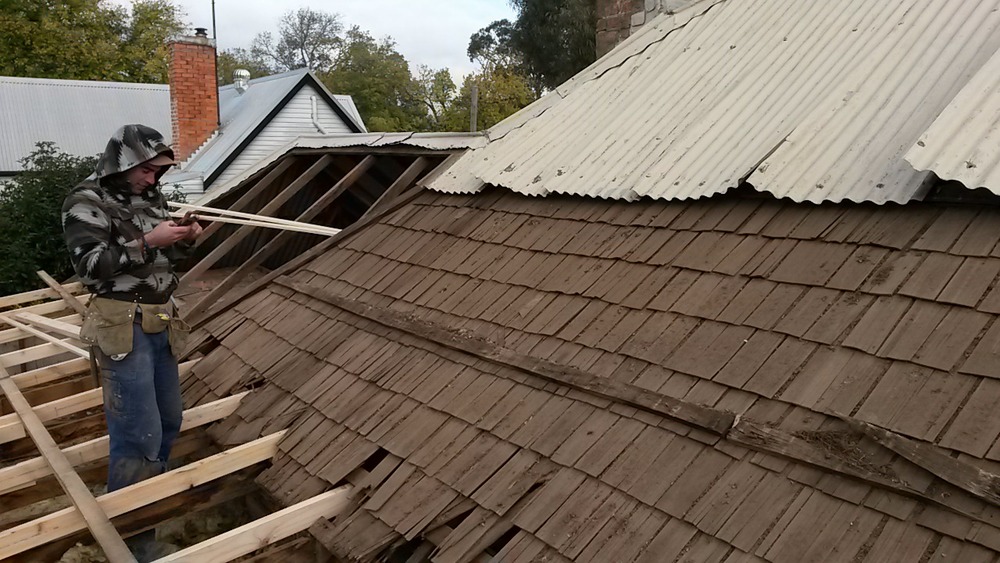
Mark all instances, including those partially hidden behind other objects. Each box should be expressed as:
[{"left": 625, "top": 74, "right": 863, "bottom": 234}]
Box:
[
  {"left": 183, "top": 188, "right": 1000, "bottom": 561},
  {"left": 429, "top": 0, "right": 1000, "bottom": 204}
]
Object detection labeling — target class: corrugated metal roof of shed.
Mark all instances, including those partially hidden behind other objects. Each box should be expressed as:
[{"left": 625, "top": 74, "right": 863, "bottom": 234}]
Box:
[
  {"left": 906, "top": 45, "right": 1000, "bottom": 195},
  {"left": 0, "top": 76, "right": 169, "bottom": 172},
  {"left": 428, "top": 0, "right": 1000, "bottom": 204}
]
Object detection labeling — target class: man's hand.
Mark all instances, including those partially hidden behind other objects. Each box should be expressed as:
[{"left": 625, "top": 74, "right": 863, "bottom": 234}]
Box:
[
  {"left": 145, "top": 221, "right": 193, "bottom": 248},
  {"left": 183, "top": 221, "right": 203, "bottom": 242}
]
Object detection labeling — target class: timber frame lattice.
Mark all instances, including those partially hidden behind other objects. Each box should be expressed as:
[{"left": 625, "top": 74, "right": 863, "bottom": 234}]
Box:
[{"left": 0, "top": 273, "right": 351, "bottom": 562}]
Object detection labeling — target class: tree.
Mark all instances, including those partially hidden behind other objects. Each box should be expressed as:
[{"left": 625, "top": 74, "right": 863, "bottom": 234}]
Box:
[
  {"left": 470, "top": 0, "right": 595, "bottom": 92},
  {"left": 217, "top": 48, "right": 273, "bottom": 85},
  {"left": 0, "top": 143, "right": 96, "bottom": 294},
  {"left": 250, "top": 8, "right": 343, "bottom": 73},
  {"left": 412, "top": 66, "right": 457, "bottom": 131},
  {"left": 115, "top": 0, "right": 187, "bottom": 83},
  {"left": 322, "top": 27, "right": 428, "bottom": 132},
  {"left": 0, "top": 0, "right": 186, "bottom": 82},
  {"left": 440, "top": 65, "right": 535, "bottom": 132}
]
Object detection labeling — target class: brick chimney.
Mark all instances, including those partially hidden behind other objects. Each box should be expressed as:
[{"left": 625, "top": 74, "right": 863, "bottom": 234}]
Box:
[
  {"left": 597, "top": 0, "right": 702, "bottom": 58},
  {"left": 169, "top": 27, "right": 219, "bottom": 162}
]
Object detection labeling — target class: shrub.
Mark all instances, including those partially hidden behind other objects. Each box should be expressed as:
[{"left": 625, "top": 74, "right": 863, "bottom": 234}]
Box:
[{"left": 0, "top": 142, "right": 96, "bottom": 294}]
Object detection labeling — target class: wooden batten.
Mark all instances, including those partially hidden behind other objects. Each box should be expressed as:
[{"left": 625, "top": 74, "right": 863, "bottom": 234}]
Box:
[
  {"left": 0, "top": 430, "right": 286, "bottom": 559},
  {"left": 153, "top": 486, "right": 352, "bottom": 562},
  {"left": 0, "top": 365, "right": 134, "bottom": 562}
]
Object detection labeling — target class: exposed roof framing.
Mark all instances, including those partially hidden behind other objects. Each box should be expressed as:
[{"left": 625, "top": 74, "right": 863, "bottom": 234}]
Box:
[{"left": 0, "top": 275, "right": 354, "bottom": 561}]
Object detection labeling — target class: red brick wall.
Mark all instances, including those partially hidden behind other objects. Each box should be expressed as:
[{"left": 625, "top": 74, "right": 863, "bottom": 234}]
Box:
[
  {"left": 169, "top": 35, "right": 218, "bottom": 162},
  {"left": 597, "top": 0, "right": 644, "bottom": 57}
]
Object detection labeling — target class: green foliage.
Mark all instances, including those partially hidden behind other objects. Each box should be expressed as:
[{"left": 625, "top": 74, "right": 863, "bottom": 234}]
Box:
[
  {"left": 217, "top": 48, "right": 273, "bottom": 85},
  {"left": 413, "top": 66, "right": 458, "bottom": 131},
  {"left": 0, "top": 0, "right": 186, "bottom": 82},
  {"left": 321, "top": 27, "right": 428, "bottom": 132},
  {"left": 250, "top": 8, "right": 343, "bottom": 73},
  {"left": 0, "top": 143, "right": 96, "bottom": 294},
  {"left": 441, "top": 66, "right": 535, "bottom": 132},
  {"left": 470, "top": 0, "right": 595, "bottom": 92}
]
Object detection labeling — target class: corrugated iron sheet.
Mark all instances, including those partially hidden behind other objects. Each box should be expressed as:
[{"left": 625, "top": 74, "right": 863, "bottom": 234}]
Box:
[
  {"left": 196, "top": 132, "right": 486, "bottom": 205},
  {"left": 905, "top": 46, "right": 1000, "bottom": 194},
  {"left": 428, "top": 0, "right": 1000, "bottom": 204},
  {"left": 0, "top": 76, "right": 169, "bottom": 172}
]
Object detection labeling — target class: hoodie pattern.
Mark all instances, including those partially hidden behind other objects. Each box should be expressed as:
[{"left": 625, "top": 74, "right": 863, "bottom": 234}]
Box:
[{"left": 62, "top": 125, "right": 191, "bottom": 304}]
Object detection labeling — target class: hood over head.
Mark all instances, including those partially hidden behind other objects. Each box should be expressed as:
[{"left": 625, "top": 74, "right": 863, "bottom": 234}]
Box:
[{"left": 95, "top": 124, "right": 177, "bottom": 181}]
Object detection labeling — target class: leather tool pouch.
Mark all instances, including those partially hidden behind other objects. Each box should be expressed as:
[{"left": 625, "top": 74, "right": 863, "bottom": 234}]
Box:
[{"left": 80, "top": 298, "right": 137, "bottom": 357}]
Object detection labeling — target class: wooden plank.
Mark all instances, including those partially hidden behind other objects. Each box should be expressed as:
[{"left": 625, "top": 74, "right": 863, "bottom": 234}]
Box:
[
  {"left": 184, "top": 155, "right": 377, "bottom": 321},
  {"left": 181, "top": 154, "right": 333, "bottom": 285},
  {"left": 0, "top": 308, "right": 80, "bottom": 346},
  {"left": 153, "top": 486, "right": 352, "bottom": 562},
  {"left": 7, "top": 357, "right": 87, "bottom": 390},
  {"left": 0, "top": 429, "right": 285, "bottom": 559},
  {"left": 0, "top": 387, "right": 102, "bottom": 444},
  {"left": 0, "top": 366, "right": 134, "bottom": 563},
  {"left": 168, "top": 210, "right": 340, "bottom": 236},
  {"left": 0, "top": 315, "right": 88, "bottom": 358},
  {"left": 0, "top": 339, "right": 79, "bottom": 369},
  {"left": 37, "top": 271, "right": 88, "bottom": 316},
  {"left": 0, "top": 392, "right": 247, "bottom": 495},
  {"left": 849, "top": 419, "right": 1000, "bottom": 506},
  {"left": 277, "top": 277, "right": 734, "bottom": 435},
  {"left": 0, "top": 282, "right": 84, "bottom": 311},
  {"left": 12, "top": 311, "right": 82, "bottom": 340},
  {"left": 195, "top": 157, "right": 297, "bottom": 247},
  {"left": 171, "top": 202, "right": 340, "bottom": 233}
]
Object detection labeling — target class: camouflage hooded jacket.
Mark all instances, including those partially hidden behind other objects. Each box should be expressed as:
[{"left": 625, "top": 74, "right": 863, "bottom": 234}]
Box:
[{"left": 62, "top": 124, "right": 192, "bottom": 304}]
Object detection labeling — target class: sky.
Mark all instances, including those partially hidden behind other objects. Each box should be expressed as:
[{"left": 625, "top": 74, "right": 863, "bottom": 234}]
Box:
[{"left": 162, "top": 0, "right": 517, "bottom": 80}]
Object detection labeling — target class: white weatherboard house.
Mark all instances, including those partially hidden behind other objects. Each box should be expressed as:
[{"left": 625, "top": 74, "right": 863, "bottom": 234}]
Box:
[{"left": 0, "top": 29, "right": 366, "bottom": 196}]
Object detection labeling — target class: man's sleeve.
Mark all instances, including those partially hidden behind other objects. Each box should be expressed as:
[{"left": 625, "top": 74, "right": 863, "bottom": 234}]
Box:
[{"left": 62, "top": 188, "right": 145, "bottom": 283}]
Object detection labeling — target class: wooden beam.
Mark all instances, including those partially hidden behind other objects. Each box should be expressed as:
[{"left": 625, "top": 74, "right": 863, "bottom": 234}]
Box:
[
  {"left": 0, "top": 282, "right": 84, "bottom": 311},
  {"left": 277, "top": 277, "right": 735, "bottom": 435},
  {"left": 188, "top": 183, "right": 428, "bottom": 328},
  {"left": 9, "top": 358, "right": 89, "bottom": 390},
  {"left": 153, "top": 486, "right": 352, "bottom": 562},
  {"left": 0, "top": 310, "right": 80, "bottom": 346},
  {"left": 362, "top": 157, "right": 429, "bottom": 217},
  {"left": 169, "top": 211, "right": 340, "bottom": 236},
  {"left": 847, "top": 419, "right": 1000, "bottom": 506},
  {"left": 0, "top": 314, "right": 88, "bottom": 358},
  {"left": 37, "top": 271, "right": 88, "bottom": 316},
  {"left": 0, "top": 366, "right": 134, "bottom": 562},
  {"left": 181, "top": 154, "right": 334, "bottom": 285},
  {"left": 172, "top": 202, "right": 341, "bottom": 233},
  {"left": 0, "top": 339, "right": 81, "bottom": 369},
  {"left": 12, "top": 311, "right": 82, "bottom": 340},
  {"left": 184, "top": 156, "right": 377, "bottom": 321},
  {"left": 0, "top": 388, "right": 102, "bottom": 444},
  {"left": 195, "top": 157, "right": 297, "bottom": 247},
  {"left": 0, "top": 429, "right": 285, "bottom": 559},
  {"left": 0, "top": 392, "right": 248, "bottom": 495}
]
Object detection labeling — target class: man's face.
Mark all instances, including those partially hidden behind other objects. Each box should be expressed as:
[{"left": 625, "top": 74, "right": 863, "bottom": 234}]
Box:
[{"left": 124, "top": 161, "right": 162, "bottom": 194}]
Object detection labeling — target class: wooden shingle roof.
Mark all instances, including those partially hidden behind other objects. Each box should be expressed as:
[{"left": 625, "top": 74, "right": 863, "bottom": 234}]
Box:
[{"left": 182, "top": 187, "right": 1000, "bottom": 562}]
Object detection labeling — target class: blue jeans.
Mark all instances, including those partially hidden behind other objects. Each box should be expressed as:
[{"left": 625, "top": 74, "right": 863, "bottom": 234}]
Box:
[{"left": 99, "top": 322, "right": 183, "bottom": 492}]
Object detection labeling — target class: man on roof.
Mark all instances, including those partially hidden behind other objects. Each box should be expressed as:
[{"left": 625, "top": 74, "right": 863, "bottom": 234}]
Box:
[{"left": 62, "top": 123, "right": 202, "bottom": 561}]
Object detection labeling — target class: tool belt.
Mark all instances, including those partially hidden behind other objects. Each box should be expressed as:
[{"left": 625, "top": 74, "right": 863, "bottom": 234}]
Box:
[{"left": 79, "top": 297, "right": 190, "bottom": 357}]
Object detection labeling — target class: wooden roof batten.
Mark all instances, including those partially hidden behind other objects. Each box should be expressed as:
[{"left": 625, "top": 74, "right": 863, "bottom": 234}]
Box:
[{"left": 0, "top": 276, "right": 355, "bottom": 561}]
